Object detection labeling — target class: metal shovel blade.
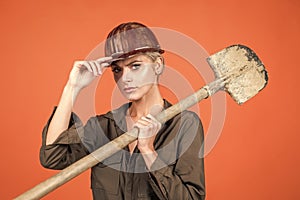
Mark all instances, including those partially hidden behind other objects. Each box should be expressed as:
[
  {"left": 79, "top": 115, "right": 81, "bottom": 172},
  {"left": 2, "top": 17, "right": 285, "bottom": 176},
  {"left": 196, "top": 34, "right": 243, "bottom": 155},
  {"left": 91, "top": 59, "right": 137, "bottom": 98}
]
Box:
[{"left": 207, "top": 44, "right": 268, "bottom": 104}]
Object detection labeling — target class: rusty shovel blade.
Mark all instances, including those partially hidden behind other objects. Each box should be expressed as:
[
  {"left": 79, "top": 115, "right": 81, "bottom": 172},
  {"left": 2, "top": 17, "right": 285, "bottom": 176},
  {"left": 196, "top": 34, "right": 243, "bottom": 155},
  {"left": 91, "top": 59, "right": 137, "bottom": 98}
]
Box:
[{"left": 207, "top": 44, "right": 268, "bottom": 104}]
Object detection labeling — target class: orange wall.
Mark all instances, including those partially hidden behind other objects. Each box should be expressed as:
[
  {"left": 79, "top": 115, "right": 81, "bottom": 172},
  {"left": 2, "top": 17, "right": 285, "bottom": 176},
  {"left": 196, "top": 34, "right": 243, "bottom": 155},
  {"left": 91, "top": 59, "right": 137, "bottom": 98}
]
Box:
[{"left": 1, "top": 0, "right": 299, "bottom": 199}]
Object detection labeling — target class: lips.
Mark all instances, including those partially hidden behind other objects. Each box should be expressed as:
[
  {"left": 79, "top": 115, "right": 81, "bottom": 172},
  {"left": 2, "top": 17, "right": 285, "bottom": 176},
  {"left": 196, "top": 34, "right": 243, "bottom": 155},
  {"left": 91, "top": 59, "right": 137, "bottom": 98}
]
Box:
[{"left": 123, "top": 86, "right": 137, "bottom": 93}]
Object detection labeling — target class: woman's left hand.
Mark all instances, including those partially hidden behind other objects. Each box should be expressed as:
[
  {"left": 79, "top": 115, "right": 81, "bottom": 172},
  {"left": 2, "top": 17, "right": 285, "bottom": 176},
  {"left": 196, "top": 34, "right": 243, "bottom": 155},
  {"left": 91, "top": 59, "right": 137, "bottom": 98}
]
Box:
[{"left": 134, "top": 114, "right": 162, "bottom": 154}]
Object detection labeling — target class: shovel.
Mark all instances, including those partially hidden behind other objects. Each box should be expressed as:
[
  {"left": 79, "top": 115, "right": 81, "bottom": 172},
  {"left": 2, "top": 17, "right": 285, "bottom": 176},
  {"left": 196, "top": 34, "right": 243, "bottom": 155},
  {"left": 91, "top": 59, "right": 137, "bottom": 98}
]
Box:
[{"left": 15, "top": 44, "right": 268, "bottom": 200}]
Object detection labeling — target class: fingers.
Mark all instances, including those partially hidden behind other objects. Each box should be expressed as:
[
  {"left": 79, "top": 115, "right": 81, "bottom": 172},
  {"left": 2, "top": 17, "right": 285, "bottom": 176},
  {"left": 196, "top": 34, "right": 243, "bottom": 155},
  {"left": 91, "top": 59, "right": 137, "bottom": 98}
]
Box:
[
  {"left": 96, "top": 56, "right": 113, "bottom": 73},
  {"left": 74, "top": 56, "right": 112, "bottom": 76},
  {"left": 143, "top": 114, "right": 162, "bottom": 130},
  {"left": 135, "top": 114, "right": 161, "bottom": 139},
  {"left": 89, "top": 61, "right": 100, "bottom": 76},
  {"left": 96, "top": 56, "right": 113, "bottom": 63}
]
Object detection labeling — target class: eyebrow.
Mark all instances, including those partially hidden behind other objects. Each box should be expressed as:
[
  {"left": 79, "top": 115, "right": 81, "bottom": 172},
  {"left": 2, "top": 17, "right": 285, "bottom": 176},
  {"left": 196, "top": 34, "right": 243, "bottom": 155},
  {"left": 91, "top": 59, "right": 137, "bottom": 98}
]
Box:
[
  {"left": 111, "top": 62, "right": 120, "bottom": 68},
  {"left": 112, "top": 59, "right": 142, "bottom": 68},
  {"left": 125, "top": 60, "right": 142, "bottom": 67}
]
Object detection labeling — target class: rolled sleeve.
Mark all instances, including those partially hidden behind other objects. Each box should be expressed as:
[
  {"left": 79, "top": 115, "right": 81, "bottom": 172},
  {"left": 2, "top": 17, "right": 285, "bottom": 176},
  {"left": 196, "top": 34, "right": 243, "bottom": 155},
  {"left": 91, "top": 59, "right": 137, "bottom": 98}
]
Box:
[{"left": 39, "top": 107, "right": 89, "bottom": 170}]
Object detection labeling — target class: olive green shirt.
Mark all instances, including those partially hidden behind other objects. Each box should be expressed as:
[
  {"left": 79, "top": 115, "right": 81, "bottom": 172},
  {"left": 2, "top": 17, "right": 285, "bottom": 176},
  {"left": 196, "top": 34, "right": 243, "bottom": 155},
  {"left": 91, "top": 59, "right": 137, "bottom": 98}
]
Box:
[{"left": 40, "top": 100, "right": 205, "bottom": 199}]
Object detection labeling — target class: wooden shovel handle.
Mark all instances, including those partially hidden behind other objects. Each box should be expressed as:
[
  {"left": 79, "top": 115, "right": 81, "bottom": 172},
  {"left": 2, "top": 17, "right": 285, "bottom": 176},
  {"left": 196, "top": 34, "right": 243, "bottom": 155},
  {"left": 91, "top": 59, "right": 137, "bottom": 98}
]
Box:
[{"left": 15, "top": 87, "right": 210, "bottom": 200}]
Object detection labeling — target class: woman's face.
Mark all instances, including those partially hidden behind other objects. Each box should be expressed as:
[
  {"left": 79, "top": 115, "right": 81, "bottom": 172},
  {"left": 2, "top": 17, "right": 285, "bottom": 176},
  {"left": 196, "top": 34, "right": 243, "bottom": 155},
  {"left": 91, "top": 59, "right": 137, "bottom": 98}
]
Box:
[{"left": 111, "top": 54, "right": 159, "bottom": 101}]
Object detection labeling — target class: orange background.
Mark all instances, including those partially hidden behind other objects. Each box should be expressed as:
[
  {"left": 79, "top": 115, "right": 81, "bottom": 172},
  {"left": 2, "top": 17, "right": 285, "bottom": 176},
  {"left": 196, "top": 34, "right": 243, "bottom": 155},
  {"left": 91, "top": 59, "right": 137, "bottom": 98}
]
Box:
[{"left": 1, "top": 0, "right": 299, "bottom": 199}]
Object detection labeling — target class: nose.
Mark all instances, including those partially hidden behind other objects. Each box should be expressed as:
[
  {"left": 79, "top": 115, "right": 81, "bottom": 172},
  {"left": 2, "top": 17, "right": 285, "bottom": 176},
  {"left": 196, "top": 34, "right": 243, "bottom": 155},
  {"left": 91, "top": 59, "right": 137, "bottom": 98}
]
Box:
[{"left": 121, "top": 67, "right": 132, "bottom": 82}]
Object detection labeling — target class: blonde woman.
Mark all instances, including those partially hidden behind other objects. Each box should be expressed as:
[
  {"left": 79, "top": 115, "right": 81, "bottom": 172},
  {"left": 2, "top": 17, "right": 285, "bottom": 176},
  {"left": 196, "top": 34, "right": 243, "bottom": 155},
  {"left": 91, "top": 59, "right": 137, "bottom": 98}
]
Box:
[{"left": 40, "top": 22, "right": 205, "bottom": 200}]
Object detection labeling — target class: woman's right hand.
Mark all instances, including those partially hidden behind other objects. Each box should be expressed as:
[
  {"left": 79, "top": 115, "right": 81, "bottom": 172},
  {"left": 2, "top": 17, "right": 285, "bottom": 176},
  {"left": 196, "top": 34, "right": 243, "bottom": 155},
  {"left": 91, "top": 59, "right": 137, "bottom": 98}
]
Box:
[{"left": 68, "top": 56, "right": 112, "bottom": 90}]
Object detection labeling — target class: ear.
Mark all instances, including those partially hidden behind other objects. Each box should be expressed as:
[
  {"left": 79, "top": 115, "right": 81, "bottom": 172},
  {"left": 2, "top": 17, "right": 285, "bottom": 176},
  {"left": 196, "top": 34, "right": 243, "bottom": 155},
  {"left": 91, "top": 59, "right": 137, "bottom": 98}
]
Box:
[{"left": 154, "top": 57, "right": 164, "bottom": 75}]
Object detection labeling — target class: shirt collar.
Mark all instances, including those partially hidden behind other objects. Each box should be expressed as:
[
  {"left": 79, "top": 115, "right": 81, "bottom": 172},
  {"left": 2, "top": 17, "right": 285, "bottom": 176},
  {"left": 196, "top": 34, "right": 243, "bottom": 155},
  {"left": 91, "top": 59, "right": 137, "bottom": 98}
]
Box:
[{"left": 103, "top": 99, "right": 172, "bottom": 125}]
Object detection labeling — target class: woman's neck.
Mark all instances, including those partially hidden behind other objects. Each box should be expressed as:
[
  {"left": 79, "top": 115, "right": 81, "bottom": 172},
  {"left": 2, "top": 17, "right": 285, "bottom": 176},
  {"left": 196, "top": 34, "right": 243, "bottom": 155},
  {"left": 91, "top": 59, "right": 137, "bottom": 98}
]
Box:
[{"left": 128, "top": 87, "right": 164, "bottom": 121}]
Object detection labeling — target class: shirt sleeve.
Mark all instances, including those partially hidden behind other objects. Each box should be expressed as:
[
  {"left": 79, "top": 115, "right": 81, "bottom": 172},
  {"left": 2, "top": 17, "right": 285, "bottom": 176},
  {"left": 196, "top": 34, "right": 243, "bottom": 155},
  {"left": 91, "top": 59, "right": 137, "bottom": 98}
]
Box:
[
  {"left": 148, "top": 112, "right": 206, "bottom": 200},
  {"left": 39, "top": 107, "right": 90, "bottom": 170}
]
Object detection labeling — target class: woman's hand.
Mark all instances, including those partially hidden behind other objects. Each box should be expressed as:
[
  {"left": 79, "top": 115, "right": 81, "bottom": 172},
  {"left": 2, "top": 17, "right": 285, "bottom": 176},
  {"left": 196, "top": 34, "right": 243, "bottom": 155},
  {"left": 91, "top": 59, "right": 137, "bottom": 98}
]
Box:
[
  {"left": 68, "top": 57, "right": 112, "bottom": 91},
  {"left": 134, "top": 114, "right": 162, "bottom": 154},
  {"left": 133, "top": 114, "right": 161, "bottom": 169}
]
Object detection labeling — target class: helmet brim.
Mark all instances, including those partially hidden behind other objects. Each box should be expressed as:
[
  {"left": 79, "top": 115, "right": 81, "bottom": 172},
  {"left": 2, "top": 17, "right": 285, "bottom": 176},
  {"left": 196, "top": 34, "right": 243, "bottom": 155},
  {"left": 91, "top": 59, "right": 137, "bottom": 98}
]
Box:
[{"left": 105, "top": 47, "right": 164, "bottom": 66}]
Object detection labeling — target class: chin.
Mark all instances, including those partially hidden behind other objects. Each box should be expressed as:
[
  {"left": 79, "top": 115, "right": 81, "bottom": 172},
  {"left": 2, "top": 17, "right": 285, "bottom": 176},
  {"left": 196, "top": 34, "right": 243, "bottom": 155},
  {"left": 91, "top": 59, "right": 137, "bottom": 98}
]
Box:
[
  {"left": 124, "top": 92, "right": 145, "bottom": 102},
  {"left": 126, "top": 95, "right": 142, "bottom": 102}
]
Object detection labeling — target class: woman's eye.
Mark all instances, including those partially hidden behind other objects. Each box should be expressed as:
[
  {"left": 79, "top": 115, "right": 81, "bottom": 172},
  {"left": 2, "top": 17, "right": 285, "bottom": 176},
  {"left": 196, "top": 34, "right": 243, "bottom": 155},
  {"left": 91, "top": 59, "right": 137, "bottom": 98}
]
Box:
[
  {"left": 131, "top": 64, "right": 141, "bottom": 70},
  {"left": 112, "top": 67, "right": 122, "bottom": 73}
]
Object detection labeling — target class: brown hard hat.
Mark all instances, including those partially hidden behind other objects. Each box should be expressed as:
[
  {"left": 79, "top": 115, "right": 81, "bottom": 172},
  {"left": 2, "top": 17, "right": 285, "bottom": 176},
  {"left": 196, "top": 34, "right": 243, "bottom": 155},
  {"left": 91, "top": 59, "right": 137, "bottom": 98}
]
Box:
[{"left": 105, "top": 22, "right": 164, "bottom": 62}]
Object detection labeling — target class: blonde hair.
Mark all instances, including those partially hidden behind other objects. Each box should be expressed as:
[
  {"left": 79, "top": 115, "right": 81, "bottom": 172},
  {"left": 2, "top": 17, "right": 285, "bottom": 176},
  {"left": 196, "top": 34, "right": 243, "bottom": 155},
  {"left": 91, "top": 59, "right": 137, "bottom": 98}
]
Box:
[{"left": 144, "top": 51, "right": 165, "bottom": 65}]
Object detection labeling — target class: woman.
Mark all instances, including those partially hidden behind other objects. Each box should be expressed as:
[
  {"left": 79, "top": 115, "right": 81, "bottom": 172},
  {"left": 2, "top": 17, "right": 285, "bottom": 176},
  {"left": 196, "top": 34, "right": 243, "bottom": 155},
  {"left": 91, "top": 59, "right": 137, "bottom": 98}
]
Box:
[{"left": 40, "top": 22, "right": 205, "bottom": 200}]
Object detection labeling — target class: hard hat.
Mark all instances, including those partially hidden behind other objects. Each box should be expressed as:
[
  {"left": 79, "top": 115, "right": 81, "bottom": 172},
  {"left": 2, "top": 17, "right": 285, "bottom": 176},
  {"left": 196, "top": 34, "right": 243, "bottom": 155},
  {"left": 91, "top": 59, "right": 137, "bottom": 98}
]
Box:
[{"left": 105, "top": 22, "right": 164, "bottom": 62}]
